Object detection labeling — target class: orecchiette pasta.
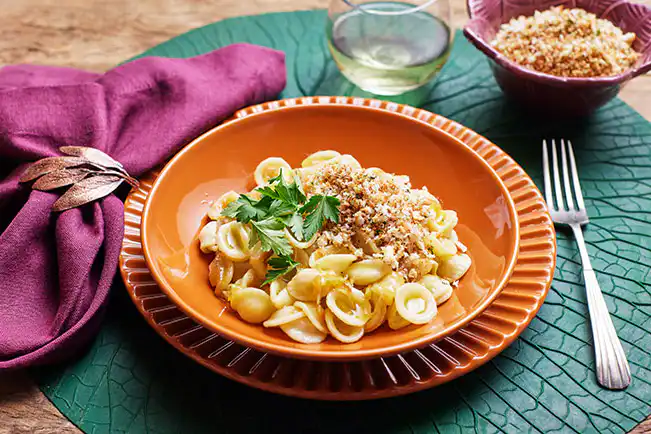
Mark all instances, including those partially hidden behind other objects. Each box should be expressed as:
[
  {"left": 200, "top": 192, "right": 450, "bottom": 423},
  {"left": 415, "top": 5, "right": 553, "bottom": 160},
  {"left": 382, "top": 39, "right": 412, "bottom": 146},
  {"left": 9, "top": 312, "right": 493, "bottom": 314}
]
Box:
[
  {"left": 199, "top": 150, "right": 472, "bottom": 345},
  {"left": 216, "top": 221, "right": 251, "bottom": 261},
  {"left": 229, "top": 287, "right": 274, "bottom": 323},
  {"left": 325, "top": 288, "right": 370, "bottom": 327},
  {"left": 387, "top": 301, "right": 410, "bottom": 330},
  {"left": 208, "top": 253, "right": 234, "bottom": 295},
  {"left": 249, "top": 245, "right": 271, "bottom": 278},
  {"left": 263, "top": 306, "right": 305, "bottom": 328},
  {"left": 294, "top": 301, "right": 328, "bottom": 334},
  {"left": 438, "top": 253, "right": 472, "bottom": 282},
  {"left": 253, "top": 157, "right": 292, "bottom": 186},
  {"left": 427, "top": 235, "right": 457, "bottom": 260},
  {"left": 394, "top": 283, "right": 437, "bottom": 325},
  {"left": 269, "top": 279, "right": 294, "bottom": 309},
  {"left": 364, "top": 289, "right": 387, "bottom": 333},
  {"left": 428, "top": 209, "right": 458, "bottom": 235},
  {"left": 419, "top": 274, "right": 453, "bottom": 305},
  {"left": 346, "top": 259, "right": 391, "bottom": 286},
  {"left": 325, "top": 309, "right": 364, "bottom": 343},
  {"left": 286, "top": 268, "right": 322, "bottom": 302},
  {"left": 367, "top": 271, "right": 404, "bottom": 306},
  {"left": 301, "top": 150, "right": 341, "bottom": 168},
  {"left": 314, "top": 254, "right": 357, "bottom": 274},
  {"left": 207, "top": 191, "right": 239, "bottom": 220},
  {"left": 334, "top": 154, "right": 362, "bottom": 169},
  {"left": 280, "top": 316, "right": 327, "bottom": 344},
  {"left": 199, "top": 220, "right": 220, "bottom": 253},
  {"left": 284, "top": 228, "right": 318, "bottom": 250}
]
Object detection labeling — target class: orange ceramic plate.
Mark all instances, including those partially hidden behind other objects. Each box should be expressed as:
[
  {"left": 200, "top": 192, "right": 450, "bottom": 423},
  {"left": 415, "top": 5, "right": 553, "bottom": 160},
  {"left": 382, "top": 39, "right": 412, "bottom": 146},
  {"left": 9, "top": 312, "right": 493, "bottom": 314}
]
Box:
[
  {"left": 123, "top": 97, "right": 555, "bottom": 399},
  {"left": 140, "top": 97, "right": 521, "bottom": 361}
]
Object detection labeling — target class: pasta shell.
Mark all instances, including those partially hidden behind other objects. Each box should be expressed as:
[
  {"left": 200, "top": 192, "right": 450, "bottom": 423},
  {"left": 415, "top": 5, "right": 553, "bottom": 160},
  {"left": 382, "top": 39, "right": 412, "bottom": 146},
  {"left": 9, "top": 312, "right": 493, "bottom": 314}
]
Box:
[
  {"left": 387, "top": 302, "right": 410, "bottom": 330},
  {"left": 333, "top": 154, "right": 362, "bottom": 169},
  {"left": 301, "top": 150, "right": 341, "bottom": 168},
  {"left": 364, "top": 289, "right": 387, "bottom": 333},
  {"left": 284, "top": 228, "right": 318, "bottom": 250},
  {"left": 394, "top": 283, "right": 437, "bottom": 325},
  {"left": 419, "top": 274, "right": 453, "bottom": 305},
  {"left": 293, "top": 248, "right": 310, "bottom": 267},
  {"left": 427, "top": 235, "right": 457, "bottom": 260},
  {"left": 314, "top": 254, "right": 357, "bottom": 274},
  {"left": 438, "top": 254, "right": 472, "bottom": 282},
  {"left": 208, "top": 253, "right": 234, "bottom": 295},
  {"left": 364, "top": 167, "right": 386, "bottom": 177},
  {"left": 217, "top": 221, "right": 251, "bottom": 261},
  {"left": 230, "top": 287, "right": 274, "bottom": 324},
  {"left": 346, "top": 259, "right": 390, "bottom": 286},
  {"left": 308, "top": 246, "right": 350, "bottom": 268},
  {"left": 325, "top": 288, "right": 370, "bottom": 327},
  {"left": 263, "top": 306, "right": 305, "bottom": 328},
  {"left": 270, "top": 280, "right": 295, "bottom": 309},
  {"left": 234, "top": 269, "right": 261, "bottom": 289},
  {"left": 254, "top": 157, "right": 292, "bottom": 186},
  {"left": 427, "top": 210, "right": 458, "bottom": 235},
  {"left": 368, "top": 271, "right": 405, "bottom": 306},
  {"left": 325, "top": 310, "right": 364, "bottom": 343},
  {"left": 294, "top": 301, "right": 328, "bottom": 334},
  {"left": 249, "top": 244, "right": 272, "bottom": 279},
  {"left": 286, "top": 268, "right": 321, "bottom": 302},
  {"left": 280, "top": 316, "right": 327, "bottom": 344},
  {"left": 207, "top": 190, "right": 239, "bottom": 220},
  {"left": 199, "top": 221, "right": 220, "bottom": 253}
]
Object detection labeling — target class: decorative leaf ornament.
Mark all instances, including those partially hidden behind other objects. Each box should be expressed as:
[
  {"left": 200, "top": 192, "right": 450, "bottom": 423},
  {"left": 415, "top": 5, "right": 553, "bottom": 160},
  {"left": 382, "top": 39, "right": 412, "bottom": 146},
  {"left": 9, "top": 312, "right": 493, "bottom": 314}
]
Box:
[{"left": 19, "top": 146, "right": 138, "bottom": 212}]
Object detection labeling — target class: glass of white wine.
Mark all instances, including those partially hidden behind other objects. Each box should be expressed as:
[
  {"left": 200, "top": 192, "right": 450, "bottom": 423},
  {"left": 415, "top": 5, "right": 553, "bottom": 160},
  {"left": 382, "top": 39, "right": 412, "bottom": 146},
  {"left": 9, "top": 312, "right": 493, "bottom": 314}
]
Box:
[{"left": 327, "top": 0, "right": 452, "bottom": 96}]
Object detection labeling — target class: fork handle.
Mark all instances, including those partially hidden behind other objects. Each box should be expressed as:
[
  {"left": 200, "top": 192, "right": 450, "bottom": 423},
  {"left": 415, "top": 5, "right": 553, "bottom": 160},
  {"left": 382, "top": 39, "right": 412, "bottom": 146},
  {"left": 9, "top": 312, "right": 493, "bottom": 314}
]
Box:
[{"left": 570, "top": 224, "right": 631, "bottom": 389}]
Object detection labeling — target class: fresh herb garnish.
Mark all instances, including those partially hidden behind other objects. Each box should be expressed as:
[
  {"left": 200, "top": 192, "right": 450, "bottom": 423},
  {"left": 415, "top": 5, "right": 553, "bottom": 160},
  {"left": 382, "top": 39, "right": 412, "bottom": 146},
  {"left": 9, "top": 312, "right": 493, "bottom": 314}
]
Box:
[
  {"left": 249, "top": 218, "right": 293, "bottom": 257},
  {"left": 221, "top": 169, "right": 340, "bottom": 283},
  {"left": 262, "top": 255, "right": 300, "bottom": 285},
  {"left": 222, "top": 194, "right": 272, "bottom": 223},
  {"left": 300, "top": 194, "right": 341, "bottom": 242},
  {"left": 288, "top": 212, "right": 305, "bottom": 242}
]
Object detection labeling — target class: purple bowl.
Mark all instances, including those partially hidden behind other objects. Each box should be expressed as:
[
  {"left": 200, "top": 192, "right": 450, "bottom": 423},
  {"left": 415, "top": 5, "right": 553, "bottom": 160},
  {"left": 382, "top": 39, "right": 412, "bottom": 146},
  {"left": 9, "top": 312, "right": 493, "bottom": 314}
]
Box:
[{"left": 463, "top": 0, "right": 651, "bottom": 116}]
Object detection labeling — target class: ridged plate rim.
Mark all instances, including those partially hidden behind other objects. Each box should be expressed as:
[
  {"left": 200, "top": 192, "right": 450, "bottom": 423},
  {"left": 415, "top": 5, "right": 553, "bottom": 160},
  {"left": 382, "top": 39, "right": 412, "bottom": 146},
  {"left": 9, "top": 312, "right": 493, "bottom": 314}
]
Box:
[{"left": 119, "top": 96, "right": 556, "bottom": 400}]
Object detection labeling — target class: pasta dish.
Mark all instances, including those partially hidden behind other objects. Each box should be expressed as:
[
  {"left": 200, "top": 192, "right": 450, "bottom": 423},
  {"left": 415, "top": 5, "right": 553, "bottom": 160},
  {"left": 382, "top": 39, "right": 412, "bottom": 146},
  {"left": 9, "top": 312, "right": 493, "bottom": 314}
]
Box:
[{"left": 198, "top": 151, "right": 471, "bottom": 344}]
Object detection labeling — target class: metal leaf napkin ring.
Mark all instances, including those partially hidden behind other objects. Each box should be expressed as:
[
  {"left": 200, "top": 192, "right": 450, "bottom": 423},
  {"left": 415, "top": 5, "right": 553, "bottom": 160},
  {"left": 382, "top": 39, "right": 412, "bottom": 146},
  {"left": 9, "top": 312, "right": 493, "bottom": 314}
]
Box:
[{"left": 19, "top": 146, "right": 139, "bottom": 212}]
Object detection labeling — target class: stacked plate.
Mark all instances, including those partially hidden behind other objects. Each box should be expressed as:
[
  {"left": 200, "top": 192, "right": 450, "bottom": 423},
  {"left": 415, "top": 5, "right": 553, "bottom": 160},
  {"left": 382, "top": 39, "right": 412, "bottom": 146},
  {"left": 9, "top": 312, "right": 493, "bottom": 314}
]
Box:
[{"left": 119, "top": 97, "right": 556, "bottom": 400}]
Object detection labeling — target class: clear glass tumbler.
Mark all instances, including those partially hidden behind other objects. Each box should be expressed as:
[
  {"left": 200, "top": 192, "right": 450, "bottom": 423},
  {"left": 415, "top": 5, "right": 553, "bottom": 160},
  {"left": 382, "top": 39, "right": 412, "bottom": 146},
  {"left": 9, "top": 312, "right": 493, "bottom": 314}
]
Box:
[{"left": 327, "top": 0, "right": 452, "bottom": 96}]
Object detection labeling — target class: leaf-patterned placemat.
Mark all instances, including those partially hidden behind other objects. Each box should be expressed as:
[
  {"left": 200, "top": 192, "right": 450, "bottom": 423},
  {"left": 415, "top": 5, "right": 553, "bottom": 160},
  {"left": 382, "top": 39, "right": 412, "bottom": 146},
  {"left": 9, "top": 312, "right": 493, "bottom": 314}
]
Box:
[{"left": 34, "top": 10, "right": 651, "bottom": 434}]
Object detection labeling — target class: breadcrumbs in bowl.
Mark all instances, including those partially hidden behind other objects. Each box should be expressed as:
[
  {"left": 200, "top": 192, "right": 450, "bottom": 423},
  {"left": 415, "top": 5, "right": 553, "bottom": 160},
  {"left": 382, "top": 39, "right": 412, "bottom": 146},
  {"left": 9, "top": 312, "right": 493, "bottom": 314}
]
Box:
[
  {"left": 464, "top": 0, "right": 651, "bottom": 116},
  {"left": 491, "top": 7, "right": 640, "bottom": 78}
]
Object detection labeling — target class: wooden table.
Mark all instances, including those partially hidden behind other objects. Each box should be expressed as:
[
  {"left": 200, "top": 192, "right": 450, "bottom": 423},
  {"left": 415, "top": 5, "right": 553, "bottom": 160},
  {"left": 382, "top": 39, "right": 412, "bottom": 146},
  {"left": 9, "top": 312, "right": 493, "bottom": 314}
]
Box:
[{"left": 0, "top": 1, "right": 649, "bottom": 433}]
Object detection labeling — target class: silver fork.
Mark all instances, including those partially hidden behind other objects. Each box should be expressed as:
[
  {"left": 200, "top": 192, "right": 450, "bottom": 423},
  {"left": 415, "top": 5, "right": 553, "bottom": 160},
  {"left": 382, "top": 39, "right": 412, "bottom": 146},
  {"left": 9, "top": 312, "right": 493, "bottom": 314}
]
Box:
[{"left": 542, "top": 139, "right": 631, "bottom": 390}]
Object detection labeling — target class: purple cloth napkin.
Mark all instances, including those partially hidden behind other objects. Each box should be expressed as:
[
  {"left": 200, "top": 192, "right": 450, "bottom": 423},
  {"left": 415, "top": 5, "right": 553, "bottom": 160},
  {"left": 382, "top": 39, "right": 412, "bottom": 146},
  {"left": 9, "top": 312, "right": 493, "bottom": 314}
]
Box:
[{"left": 0, "top": 44, "right": 286, "bottom": 370}]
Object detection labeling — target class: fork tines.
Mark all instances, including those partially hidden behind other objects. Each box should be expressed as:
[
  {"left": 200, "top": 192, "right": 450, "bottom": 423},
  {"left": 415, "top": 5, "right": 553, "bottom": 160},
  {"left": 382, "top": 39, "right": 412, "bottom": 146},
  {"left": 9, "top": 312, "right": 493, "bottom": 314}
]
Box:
[{"left": 542, "top": 139, "right": 588, "bottom": 223}]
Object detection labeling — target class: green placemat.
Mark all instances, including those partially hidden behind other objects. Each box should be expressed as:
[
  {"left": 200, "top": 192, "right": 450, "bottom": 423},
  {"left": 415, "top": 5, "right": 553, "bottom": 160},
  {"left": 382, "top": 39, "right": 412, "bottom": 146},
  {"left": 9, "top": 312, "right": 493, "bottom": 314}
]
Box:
[{"left": 34, "top": 10, "right": 650, "bottom": 434}]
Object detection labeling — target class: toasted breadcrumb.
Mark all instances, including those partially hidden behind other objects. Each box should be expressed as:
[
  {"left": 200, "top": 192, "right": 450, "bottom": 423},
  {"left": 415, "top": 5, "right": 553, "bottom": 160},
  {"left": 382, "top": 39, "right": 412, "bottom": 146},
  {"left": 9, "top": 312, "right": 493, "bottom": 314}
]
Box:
[
  {"left": 302, "top": 163, "right": 441, "bottom": 280},
  {"left": 491, "top": 6, "right": 640, "bottom": 78}
]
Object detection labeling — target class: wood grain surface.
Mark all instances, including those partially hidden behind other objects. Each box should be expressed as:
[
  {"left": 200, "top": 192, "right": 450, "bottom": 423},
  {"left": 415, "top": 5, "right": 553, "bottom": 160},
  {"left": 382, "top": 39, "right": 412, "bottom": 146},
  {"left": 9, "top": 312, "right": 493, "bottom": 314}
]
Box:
[{"left": 0, "top": 1, "right": 649, "bottom": 433}]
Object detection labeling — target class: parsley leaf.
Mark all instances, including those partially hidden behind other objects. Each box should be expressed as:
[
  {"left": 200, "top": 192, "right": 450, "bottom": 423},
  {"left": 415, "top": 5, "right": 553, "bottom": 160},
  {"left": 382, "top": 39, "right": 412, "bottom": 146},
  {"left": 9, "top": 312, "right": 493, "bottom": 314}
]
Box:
[
  {"left": 221, "top": 194, "right": 273, "bottom": 223},
  {"left": 263, "top": 255, "right": 300, "bottom": 285},
  {"left": 270, "top": 170, "right": 306, "bottom": 208},
  {"left": 268, "top": 199, "right": 296, "bottom": 217},
  {"left": 250, "top": 218, "right": 293, "bottom": 256},
  {"left": 288, "top": 212, "right": 305, "bottom": 241},
  {"left": 256, "top": 186, "right": 281, "bottom": 201},
  {"left": 301, "top": 195, "right": 341, "bottom": 241}
]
